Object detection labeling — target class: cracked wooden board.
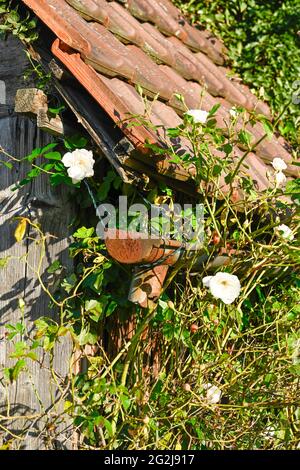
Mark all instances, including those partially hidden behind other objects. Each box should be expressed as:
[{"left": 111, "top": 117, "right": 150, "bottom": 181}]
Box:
[
  {"left": 0, "top": 112, "right": 74, "bottom": 449},
  {"left": 0, "top": 35, "right": 75, "bottom": 447}
]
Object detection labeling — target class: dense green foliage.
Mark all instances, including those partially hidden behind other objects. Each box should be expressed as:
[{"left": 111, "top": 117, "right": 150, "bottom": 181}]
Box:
[
  {"left": 176, "top": 0, "right": 300, "bottom": 146},
  {"left": 2, "top": 107, "right": 299, "bottom": 449}
]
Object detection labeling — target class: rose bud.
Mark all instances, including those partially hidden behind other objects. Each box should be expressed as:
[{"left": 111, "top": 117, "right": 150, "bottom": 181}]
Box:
[
  {"left": 231, "top": 189, "right": 239, "bottom": 202},
  {"left": 142, "top": 416, "right": 150, "bottom": 425},
  {"left": 212, "top": 231, "right": 221, "bottom": 245},
  {"left": 183, "top": 383, "right": 191, "bottom": 392}
]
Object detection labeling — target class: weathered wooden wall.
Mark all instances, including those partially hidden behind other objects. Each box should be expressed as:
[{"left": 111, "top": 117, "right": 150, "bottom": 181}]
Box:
[{"left": 0, "top": 35, "right": 74, "bottom": 449}]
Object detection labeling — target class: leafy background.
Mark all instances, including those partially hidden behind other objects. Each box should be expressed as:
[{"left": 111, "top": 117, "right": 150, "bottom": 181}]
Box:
[{"left": 175, "top": 0, "right": 300, "bottom": 146}]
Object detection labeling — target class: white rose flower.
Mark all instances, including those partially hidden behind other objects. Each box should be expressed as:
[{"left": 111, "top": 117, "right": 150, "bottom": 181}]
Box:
[
  {"left": 62, "top": 149, "right": 95, "bottom": 184},
  {"left": 275, "top": 224, "right": 294, "bottom": 241},
  {"left": 203, "top": 383, "right": 222, "bottom": 404},
  {"left": 185, "top": 109, "right": 209, "bottom": 124},
  {"left": 272, "top": 157, "right": 287, "bottom": 172},
  {"left": 202, "top": 272, "right": 241, "bottom": 304},
  {"left": 275, "top": 171, "right": 287, "bottom": 187},
  {"left": 264, "top": 425, "right": 276, "bottom": 440}
]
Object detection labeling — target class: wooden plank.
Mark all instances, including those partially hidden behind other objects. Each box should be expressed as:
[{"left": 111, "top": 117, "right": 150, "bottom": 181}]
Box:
[
  {"left": 0, "top": 35, "right": 34, "bottom": 106},
  {"left": 0, "top": 112, "right": 74, "bottom": 449}
]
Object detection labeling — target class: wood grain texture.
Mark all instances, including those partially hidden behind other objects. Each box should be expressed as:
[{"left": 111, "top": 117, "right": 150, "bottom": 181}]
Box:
[
  {"left": 14, "top": 88, "right": 48, "bottom": 115},
  {"left": 0, "top": 111, "right": 75, "bottom": 449},
  {"left": 0, "top": 35, "right": 35, "bottom": 106}
]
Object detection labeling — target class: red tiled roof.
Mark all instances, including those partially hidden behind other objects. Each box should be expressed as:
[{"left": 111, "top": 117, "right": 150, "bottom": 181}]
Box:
[{"left": 22, "top": 0, "right": 297, "bottom": 189}]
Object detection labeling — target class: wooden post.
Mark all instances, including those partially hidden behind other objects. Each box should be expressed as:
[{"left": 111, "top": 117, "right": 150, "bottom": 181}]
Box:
[{"left": 0, "top": 35, "right": 74, "bottom": 449}]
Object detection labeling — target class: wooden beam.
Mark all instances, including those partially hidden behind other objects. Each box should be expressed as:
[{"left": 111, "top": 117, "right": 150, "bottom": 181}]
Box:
[
  {"left": 15, "top": 88, "right": 48, "bottom": 115},
  {"left": 15, "top": 87, "right": 64, "bottom": 136}
]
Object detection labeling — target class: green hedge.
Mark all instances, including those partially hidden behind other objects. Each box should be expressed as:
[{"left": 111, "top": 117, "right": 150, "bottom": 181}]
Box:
[{"left": 176, "top": 0, "right": 300, "bottom": 147}]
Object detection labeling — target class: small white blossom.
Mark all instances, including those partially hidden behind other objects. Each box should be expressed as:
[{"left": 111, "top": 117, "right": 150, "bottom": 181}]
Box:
[
  {"left": 203, "top": 383, "right": 222, "bottom": 404},
  {"left": 272, "top": 157, "right": 287, "bottom": 172},
  {"left": 62, "top": 149, "right": 95, "bottom": 184},
  {"left": 185, "top": 109, "right": 208, "bottom": 124},
  {"left": 202, "top": 276, "right": 212, "bottom": 288},
  {"left": 202, "top": 272, "right": 241, "bottom": 304},
  {"left": 275, "top": 171, "right": 287, "bottom": 187},
  {"left": 229, "top": 106, "right": 238, "bottom": 118},
  {"left": 275, "top": 224, "right": 294, "bottom": 241},
  {"left": 264, "top": 425, "right": 276, "bottom": 440}
]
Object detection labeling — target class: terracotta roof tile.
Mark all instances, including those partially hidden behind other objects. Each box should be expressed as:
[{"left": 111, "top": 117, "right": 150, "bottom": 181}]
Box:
[
  {"left": 180, "top": 22, "right": 225, "bottom": 64},
  {"left": 150, "top": 100, "right": 183, "bottom": 129},
  {"left": 126, "top": 0, "right": 188, "bottom": 40},
  {"left": 51, "top": 39, "right": 157, "bottom": 152},
  {"left": 166, "top": 36, "right": 225, "bottom": 95},
  {"left": 218, "top": 66, "right": 272, "bottom": 118},
  {"left": 193, "top": 51, "right": 253, "bottom": 109},
  {"left": 126, "top": 0, "right": 226, "bottom": 64},
  {"left": 21, "top": 0, "right": 298, "bottom": 189},
  {"left": 101, "top": 76, "right": 146, "bottom": 116}
]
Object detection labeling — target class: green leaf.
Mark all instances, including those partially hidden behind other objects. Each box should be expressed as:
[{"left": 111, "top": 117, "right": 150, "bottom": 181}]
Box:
[
  {"left": 289, "top": 364, "right": 300, "bottom": 376},
  {"left": 166, "top": 127, "right": 181, "bottom": 138},
  {"left": 221, "top": 143, "right": 233, "bottom": 155},
  {"left": 85, "top": 299, "right": 103, "bottom": 322},
  {"left": 238, "top": 130, "right": 252, "bottom": 147},
  {"left": 104, "top": 419, "right": 114, "bottom": 437},
  {"left": 286, "top": 179, "right": 300, "bottom": 195},
  {"left": 77, "top": 326, "right": 98, "bottom": 346},
  {"left": 150, "top": 379, "right": 164, "bottom": 402},
  {"left": 26, "top": 351, "right": 38, "bottom": 361},
  {"left": 4, "top": 359, "right": 26, "bottom": 382},
  {"left": 44, "top": 151, "right": 61, "bottom": 161},
  {"left": 264, "top": 373, "right": 273, "bottom": 386},
  {"left": 85, "top": 299, "right": 101, "bottom": 311},
  {"left": 83, "top": 270, "right": 104, "bottom": 293},
  {"left": 13, "top": 177, "right": 31, "bottom": 190},
  {"left": 206, "top": 118, "right": 217, "bottom": 127},
  {"left": 96, "top": 170, "right": 118, "bottom": 201},
  {"left": 47, "top": 260, "right": 62, "bottom": 274},
  {"left": 10, "top": 341, "right": 28, "bottom": 358},
  {"left": 168, "top": 155, "right": 182, "bottom": 164},
  {"left": 26, "top": 147, "right": 42, "bottom": 162},
  {"left": 0, "top": 160, "right": 13, "bottom": 169},
  {"left": 120, "top": 395, "right": 131, "bottom": 411},
  {"left": 64, "top": 400, "right": 73, "bottom": 412},
  {"left": 209, "top": 103, "right": 221, "bottom": 115},
  {"left": 40, "top": 142, "right": 58, "bottom": 154},
  {"left": 27, "top": 167, "right": 41, "bottom": 178},
  {"left": 225, "top": 173, "right": 233, "bottom": 184},
  {"left": 173, "top": 93, "right": 184, "bottom": 103},
  {"left": 105, "top": 299, "right": 118, "bottom": 317},
  {"left": 50, "top": 173, "right": 68, "bottom": 186},
  {"left": 73, "top": 226, "right": 95, "bottom": 239},
  {"left": 97, "top": 179, "right": 111, "bottom": 201},
  {"left": 212, "top": 164, "right": 222, "bottom": 176},
  {"left": 26, "top": 143, "right": 58, "bottom": 162},
  {"left": 232, "top": 230, "right": 240, "bottom": 241},
  {"left": 57, "top": 326, "right": 69, "bottom": 337},
  {"left": 261, "top": 119, "right": 274, "bottom": 138},
  {"left": 64, "top": 134, "right": 88, "bottom": 150},
  {"left": 0, "top": 256, "right": 10, "bottom": 268},
  {"left": 48, "top": 105, "right": 65, "bottom": 116},
  {"left": 42, "top": 163, "right": 55, "bottom": 171},
  {"left": 61, "top": 274, "right": 77, "bottom": 293},
  {"left": 144, "top": 142, "right": 166, "bottom": 155}
]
